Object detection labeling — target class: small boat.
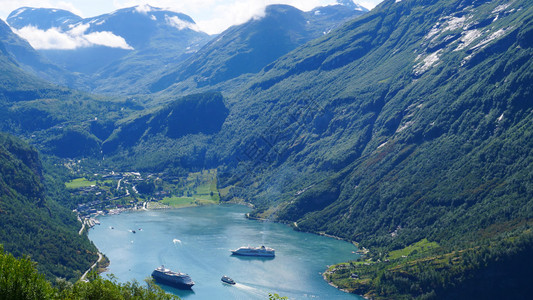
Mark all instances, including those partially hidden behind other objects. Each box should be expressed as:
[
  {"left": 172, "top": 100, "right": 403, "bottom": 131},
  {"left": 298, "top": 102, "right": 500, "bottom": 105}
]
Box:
[
  {"left": 221, "top": 275, "right": 235, "bottom": 285},
  {"left": 132, "top": 230, "right": 136, "bottom": 233}
]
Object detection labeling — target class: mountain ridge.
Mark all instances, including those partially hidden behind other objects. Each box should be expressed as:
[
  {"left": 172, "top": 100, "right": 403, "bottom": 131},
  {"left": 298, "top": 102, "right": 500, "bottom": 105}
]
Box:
[
  {"left": 0, "top": 0, "right": 532, "bottom": 298},
  {"left": 7, "top": 5, "right": 212, "bottom": 93},
  {"left": 150, "top": 3, "right": 368, "bottom": 94}
]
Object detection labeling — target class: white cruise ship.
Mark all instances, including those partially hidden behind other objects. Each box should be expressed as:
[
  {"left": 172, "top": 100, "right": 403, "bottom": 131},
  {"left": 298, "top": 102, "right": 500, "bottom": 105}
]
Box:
[{"left": 230, "top": 245, "right": 275, "bottom": 257}]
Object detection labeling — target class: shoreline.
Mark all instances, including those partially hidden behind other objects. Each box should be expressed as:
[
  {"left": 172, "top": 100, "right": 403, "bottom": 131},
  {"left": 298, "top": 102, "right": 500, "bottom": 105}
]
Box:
[{"left": 85, "top": 201, "right": 363, "bottom": 298}]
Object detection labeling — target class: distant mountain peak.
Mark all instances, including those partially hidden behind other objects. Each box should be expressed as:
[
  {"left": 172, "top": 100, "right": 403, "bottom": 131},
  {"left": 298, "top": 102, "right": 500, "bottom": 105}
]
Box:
[
  {"left": 7, "top": 7, "right": 82, "bottom": 30},
  {"left": 336, "top": 0, "right": 369, "bottom": 12}
]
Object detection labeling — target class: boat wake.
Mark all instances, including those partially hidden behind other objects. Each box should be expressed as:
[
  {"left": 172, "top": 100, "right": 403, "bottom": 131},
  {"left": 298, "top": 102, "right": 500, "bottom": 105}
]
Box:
[
  {"left": 231, "top": 283, "right": 265, "bottom": 297},
  {"left": 238, "top": 282, "right": 312, "bottom": 298}
]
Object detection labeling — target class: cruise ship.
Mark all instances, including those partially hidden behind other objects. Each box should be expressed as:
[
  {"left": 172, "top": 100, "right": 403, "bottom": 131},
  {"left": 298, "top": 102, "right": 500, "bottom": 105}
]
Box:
[
  {"left": 151, "top": 265, "right": 195, "bottom": 289},
  {"left": 230, "top": 245, "right": 275, "bottom": 257}
]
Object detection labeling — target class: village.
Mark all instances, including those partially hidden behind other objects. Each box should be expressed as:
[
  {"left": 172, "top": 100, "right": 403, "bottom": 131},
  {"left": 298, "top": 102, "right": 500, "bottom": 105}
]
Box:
[{"left": 66, "top": 169, "right": 222, "bottom": 231}]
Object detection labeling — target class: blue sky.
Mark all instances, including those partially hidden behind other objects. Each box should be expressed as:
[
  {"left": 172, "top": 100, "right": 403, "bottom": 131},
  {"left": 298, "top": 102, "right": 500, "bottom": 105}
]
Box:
[{"left": 0, "top": 0, "right": 383, "bottom": 34}]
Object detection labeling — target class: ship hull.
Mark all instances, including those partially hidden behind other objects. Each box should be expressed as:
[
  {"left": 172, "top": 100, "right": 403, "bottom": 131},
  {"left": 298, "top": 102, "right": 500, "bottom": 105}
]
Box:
[
  {"left": 151, "top": 271, "right": 194, "bottom": 289},
  {"left": 231, "top": 251, "right": 275, "bottom": 257}
]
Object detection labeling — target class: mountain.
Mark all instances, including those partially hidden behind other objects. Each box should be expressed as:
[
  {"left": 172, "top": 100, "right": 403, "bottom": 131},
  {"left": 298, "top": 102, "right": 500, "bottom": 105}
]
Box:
[
  {"left": 1, "top": 0, "right": 532, "bottom": 297},
  {"left": 0, "top": 18, "right": 81, "bottom": 89},
  {"left": 194, "top": 0, "right": 531, "bottom": 298},
  {"left": 0, "top": 132, "right": 98, "bottom": 280},
  {"left": 0, "top": 18, "right": 142, "bottom": 160},
  {"left": 7, "top": 5, "right": 211, "bottom": 94},
  {"left": 6, "top": 7, "right": 82, "bottom": 29},
  {"left": 114, "top": 0, "right": 533, "bottom": 297},
  {"left": 150, "top": 3, "right": 368, "bottom": 93},
  {"left": 337, "top": 0, "right": 368, "bottom": 11},
  {"left": 102, "top": 92, "right": 228, "bottom": 155}
]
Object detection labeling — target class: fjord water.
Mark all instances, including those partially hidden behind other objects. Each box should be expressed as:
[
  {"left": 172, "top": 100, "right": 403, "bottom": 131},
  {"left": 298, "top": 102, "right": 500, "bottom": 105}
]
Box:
[{"left": 89, "top": 205, "right": 362, "bottom": 299}]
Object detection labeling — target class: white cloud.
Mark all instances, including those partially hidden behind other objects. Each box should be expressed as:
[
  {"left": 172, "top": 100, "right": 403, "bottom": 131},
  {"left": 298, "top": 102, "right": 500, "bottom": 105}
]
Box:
[
  {"left": 84, "top": 31, "right": 133, "bottom": 49},
  {"left": 13, "top": 23, "right": 133, "bottom": 50},
  {"left": 69, "top": 22, "right": 89, "bottom": 35},
  {"left": 109, "top": 0, "right": 382, "bottom": 34},
  {"left": 164, "top": 15, "right": 199, "bottom": 31},
  {"left": 15, "top": 25, "right": 82, "bottom": 49},
  {"left": 134, "top": 4, "right": 152, "bottom": 14},
  {"left": 0, "top": 1, "right": 384, "bottom": 35}
]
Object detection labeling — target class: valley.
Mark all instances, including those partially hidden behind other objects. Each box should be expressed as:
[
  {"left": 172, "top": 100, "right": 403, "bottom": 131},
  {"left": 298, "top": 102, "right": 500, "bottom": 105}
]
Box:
[{"left": 1, "top": 0, "right": 532, "bottom": 299}]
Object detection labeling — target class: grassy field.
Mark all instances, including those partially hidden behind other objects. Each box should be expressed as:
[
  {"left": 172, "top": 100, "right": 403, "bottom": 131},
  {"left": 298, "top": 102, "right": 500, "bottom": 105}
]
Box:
[
  {"left": 158, "top": 170, "right": 220, "bottom": 207},
  {"left": 65, "top": 178, "right": 96, "bottom": 189},
  {"left": 161, "top": 195, "right": 218, "bottom": 208},
  {"left": 161, "top": 196, "right": 196, "bottom": 208},
  {"left": 387, "top": 239, "right": 440, "bottom": 260}
]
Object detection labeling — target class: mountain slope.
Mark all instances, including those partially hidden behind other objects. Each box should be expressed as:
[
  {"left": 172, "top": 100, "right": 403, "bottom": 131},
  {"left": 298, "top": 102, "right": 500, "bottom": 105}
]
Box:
[
  {"left": 7, "top": 7, "right": 82, "bottom": 29},
  {"left": 0, "top": 133, "right": 98, "bottom": 281},
  {"left": 220, "top": 0, "right": 533, "bottom": 237},
  {"left": 0, "top": 20, "right": 63, "bottom": 102},
  {"left": 200, "top": 0, "right": 532, "bottom": 297},
  {"left": 150, "top": 3, "right": 367, "bottom": 93},
  {"left": 0, "top": 20, "right": 143, "bottom": 159},
  {"left": 7, "top": 5, "right": 211, "bottom": 94},
  {"left": 0, "top": 19, "right": 79, "bottom": 89}
]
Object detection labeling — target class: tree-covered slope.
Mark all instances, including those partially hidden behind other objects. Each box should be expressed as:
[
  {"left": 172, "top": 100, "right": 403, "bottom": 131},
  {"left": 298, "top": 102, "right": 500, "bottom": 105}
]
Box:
[
  {"left": 0, "top": 133, "right": 98, "bottom": 281},
  {"left": 0, "top": 22, "right": 144, "bottom": 160},
  {"left": 0, "top": 246, "right": 178, "bottom": 300},
  {"left": 195, "top": 0, "right": 533, "bottom": 297},
  {"left": 0, "top": 20, "right": 53, "bottom": 96},
  {"left": 101, "top": 92, "right": 229, "bottom": 171},
  {"left": 217, "top": 0, "right": 533, "bottom": 242}
]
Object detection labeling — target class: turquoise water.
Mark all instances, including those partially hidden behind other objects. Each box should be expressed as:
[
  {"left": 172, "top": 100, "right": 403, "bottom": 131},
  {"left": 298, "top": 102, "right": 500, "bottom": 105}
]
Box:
[{"left": 89, "top": 205, "right": 363, "bottom": 299}]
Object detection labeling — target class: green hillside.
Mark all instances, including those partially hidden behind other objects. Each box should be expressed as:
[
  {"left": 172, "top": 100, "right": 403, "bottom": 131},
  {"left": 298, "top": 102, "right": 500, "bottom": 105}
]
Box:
[
  {"left": 195, "top": 0, "right": 532, "bottom": 297},
  {"left": 0, "top": 0, "right": 532, "bottom": 298},
  {"left": 0, "top": 246, "right": 178, "bottom": 299},
  {"left": 0, "top": 133, "right": 98, "bottom": 281}
]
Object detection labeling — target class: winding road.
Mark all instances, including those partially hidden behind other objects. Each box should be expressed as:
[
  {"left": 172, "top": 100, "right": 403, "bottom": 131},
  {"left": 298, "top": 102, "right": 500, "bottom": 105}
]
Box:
[{"left": 80, "top": 252, "right": 103, "bottom": 282}]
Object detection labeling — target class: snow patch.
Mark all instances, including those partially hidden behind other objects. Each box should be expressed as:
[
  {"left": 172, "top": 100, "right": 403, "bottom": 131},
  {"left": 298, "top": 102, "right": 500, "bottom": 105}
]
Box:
[
  {"left": 471, "top": 28, "right": 508, "bottom": 50},
  {"left": 377, "top": 142, "right": 388, "bottom": 149},
  {"left": 455, "top": 29, "right": 482, "bottom": 51},
  {"left": 413, "top": 50, "right": 442, "bottom": 76},
  {"left": 425, "top": 15, "right": 471, "bottom": 41},
  {"left": 10, "top": 8, "right": 27, "bottom": 18},
  {"left": 396, "top": 121, "right": 414, "bottom": 133},
  {"left": 151, "top": 15, "right": 157, "bottom": 21},
  {"left": 492, "top": 4, "right": 510, "bottom": 14},
  {"left": 314, "top": 10, "right": 321, "bottom": 16}
]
